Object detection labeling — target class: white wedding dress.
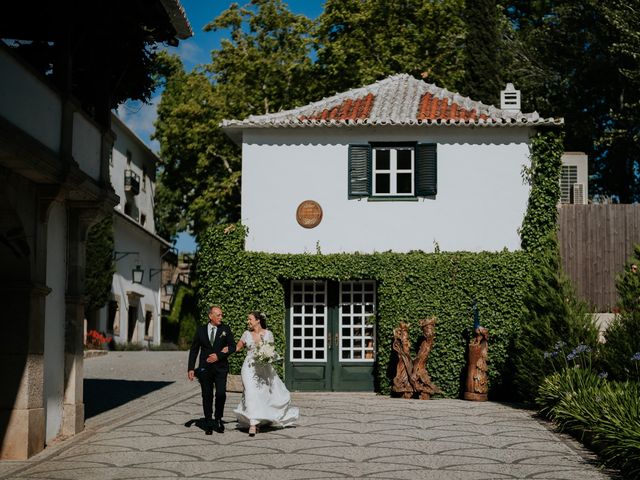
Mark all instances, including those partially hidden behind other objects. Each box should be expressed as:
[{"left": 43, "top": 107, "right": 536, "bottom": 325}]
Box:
[{"left": 233, "top": 330, "right": 299, "bottom": 428}]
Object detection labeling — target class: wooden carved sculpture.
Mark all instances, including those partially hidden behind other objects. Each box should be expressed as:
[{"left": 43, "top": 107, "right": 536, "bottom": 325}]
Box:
[
  {"left": 411, "top": 317, "right": 442, "bottom": 400},
  {"left": 392, "top": 319, "right": 441, "bottom": 399},
  {"left": 464, "top": 326, "right": 489, "bottom": 401},
  {"left": 391, "top": 322, "right": 414, "bottom": 398}
]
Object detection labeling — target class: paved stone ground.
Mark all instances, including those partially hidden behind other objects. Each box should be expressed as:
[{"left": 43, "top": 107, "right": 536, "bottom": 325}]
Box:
[{"left": 0, "top": 352, "right": 619, "bottom": 480}]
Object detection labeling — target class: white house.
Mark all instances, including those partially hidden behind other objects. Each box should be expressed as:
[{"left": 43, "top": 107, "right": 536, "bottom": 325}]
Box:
[
  {"left": 222, "top": 75, "right": 563, "bottom": 392},
  {"left": 223, "top": 75, "right": 562, "bottom": 255},
  {"left": 87, "top": 114, "right": 175, "bottom": 347}
]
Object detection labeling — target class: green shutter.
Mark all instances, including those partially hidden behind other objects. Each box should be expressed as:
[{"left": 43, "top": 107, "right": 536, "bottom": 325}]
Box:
[
  {"left": 416, "top": 143, "right": 437, "bottom": 196},
  {"left": 348, "top": 144, "right": 371, "bottom": 197}
]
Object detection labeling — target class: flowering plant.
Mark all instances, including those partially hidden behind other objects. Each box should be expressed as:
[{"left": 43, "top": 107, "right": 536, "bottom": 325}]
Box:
[
  {"left": 254, "top": 338, "right": 281, "bottom": 365},
  {"left": 85, "top": 330, "right": 112, "bottom": 350}
]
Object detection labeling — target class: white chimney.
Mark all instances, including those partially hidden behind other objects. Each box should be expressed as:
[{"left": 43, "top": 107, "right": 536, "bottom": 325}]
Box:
[{"left": 500, "top": 83, "right": 521, "bottom": 111}]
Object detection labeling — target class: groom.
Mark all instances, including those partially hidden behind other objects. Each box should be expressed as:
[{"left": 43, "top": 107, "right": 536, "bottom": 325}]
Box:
[{"left": 188, "top": 305, "right": 236, "bottom": 434}]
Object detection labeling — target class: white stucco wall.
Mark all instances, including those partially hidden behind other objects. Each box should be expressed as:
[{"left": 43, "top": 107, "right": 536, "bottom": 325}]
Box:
[
  {"left": 44, "top": 201, "right": 66, "bottom": 443},
  {"left": 110, "top": 117, "right": 158, "bottom": 234},
  {"left": 0, "top": 47, "right": 61, "bottom": 153},
  {"left": 72, "top": 113, "right": 101, "bottom": 181},
  {"left": 241, "top": 126, "right": 533, "bottom": 254},
  {"left": 111, "top": 213, "right": 163, "bottom": 345}
]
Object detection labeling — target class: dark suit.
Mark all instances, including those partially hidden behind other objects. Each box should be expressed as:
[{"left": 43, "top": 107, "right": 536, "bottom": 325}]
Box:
[{"left": 188, "top": 323, "right": 236, "bottom": 421}]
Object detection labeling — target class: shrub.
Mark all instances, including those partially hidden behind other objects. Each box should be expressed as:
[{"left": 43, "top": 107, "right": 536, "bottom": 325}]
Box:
[
  {"left": 600, "top": 249, "right": 640, "bottom": 382},
  {"left": 112, "top": 342, "right": 145, "bottom": 351},
  {"left": 538, "top": 374, "right": 640, "bottom": 479},
  {"left": 592, "top": 381, "right": 640, "bottom": 478},
  {"left": 509, "top": 242, "right": 600, "bottom": 402}
]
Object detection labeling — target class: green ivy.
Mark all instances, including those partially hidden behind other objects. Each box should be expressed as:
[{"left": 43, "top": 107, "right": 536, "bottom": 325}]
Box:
[
  {"left": 85, "top": 214, "right": 115, "bottom": 312},
  {"left": 196, "top": 224, "right": 532, "bottom": 397},
  {"left": 519, "top": 131, "right": 565, "bottom": 254}
]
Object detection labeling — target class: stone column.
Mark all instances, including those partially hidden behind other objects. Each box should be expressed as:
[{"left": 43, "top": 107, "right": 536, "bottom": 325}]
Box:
[
  {"left": 62, "top": 203, "right": 105, "bottom": 436},
  {"left": 0, "top": 283, "right": 50, "bottom": 460}
]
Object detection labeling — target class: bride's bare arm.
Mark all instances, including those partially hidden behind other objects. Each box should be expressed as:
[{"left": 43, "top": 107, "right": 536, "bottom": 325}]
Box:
[{"left": 235, "top": 339, "right": 245, "bottom": 353}]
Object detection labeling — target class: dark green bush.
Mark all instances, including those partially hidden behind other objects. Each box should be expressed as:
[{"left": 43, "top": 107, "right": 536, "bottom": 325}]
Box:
[
  {"left": 600, "top": 247, "right": 640, "bottom": 382},
  {"left": 538, "top": 371, "right": 640, "bottom": 479},
  {"left": 509, "top": 241, "right": 599, "bottom": 402}
]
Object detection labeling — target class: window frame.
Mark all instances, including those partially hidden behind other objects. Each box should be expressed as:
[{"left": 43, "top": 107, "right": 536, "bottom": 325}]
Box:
[{"left": 372, "top": 145, "right": 415, "bottom": 197}]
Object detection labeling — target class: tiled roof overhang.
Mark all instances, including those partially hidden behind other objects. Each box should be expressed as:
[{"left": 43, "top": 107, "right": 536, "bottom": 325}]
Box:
[{"left": 221, "top": 74, "right": 563, "bottom": 144}]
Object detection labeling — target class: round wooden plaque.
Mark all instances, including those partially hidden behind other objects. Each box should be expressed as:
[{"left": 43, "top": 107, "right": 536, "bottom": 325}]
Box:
[{"left": 296, "top": 200, "right": 323, "bottom": 228}]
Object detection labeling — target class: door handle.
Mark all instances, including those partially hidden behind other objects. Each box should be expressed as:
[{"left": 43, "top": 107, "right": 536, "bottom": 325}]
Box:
[{"left": 335, "top": 333, "right": 339, "bottom": 347}]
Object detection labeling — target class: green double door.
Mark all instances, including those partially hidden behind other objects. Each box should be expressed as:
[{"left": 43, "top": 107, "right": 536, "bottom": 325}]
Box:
[{"left": 284, "top": 280, "right": 376, "bottom": 391}]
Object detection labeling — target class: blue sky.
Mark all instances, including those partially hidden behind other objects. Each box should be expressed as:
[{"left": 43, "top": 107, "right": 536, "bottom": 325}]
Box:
[{"left": 116, "top": 1, "right": 324, "bottom": 252}]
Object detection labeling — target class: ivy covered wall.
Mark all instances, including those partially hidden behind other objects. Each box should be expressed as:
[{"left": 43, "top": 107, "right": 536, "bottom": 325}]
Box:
[{"left": 197, "top": 224, "right": 532, "bottom": 396}]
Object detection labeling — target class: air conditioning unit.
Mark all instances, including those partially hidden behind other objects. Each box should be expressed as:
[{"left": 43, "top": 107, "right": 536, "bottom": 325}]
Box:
[
  {"left": 560, "top": 153, "right": 589, "bottom": 204},
  {"left": 572, "top": 183, "right": 586, "bottom": 205}
]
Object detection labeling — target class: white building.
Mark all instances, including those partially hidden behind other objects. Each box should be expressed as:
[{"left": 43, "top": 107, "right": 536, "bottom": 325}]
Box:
[
  {"left": 221, "top": 75, "right": 563, "bottom": 392},
  {"left": 223, "top": 75, "right": 562, "bottom": 255},
  {"left": 0, "top": 1, "right": 190, "bottom": 460},
  {"left": 88, "top": 114, "right": 174, "bottom": 347}
]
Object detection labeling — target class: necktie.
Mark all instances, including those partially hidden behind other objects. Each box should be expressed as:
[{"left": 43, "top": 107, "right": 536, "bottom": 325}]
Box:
[{"left": 210, "top": 326, "right": 216, "bottom": 346}]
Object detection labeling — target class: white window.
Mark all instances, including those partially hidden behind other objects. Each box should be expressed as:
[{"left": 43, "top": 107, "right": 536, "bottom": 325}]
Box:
[
  {"left": 290, "top": 280, "right": 326, "bottom": 362},
  {"left": 373, "top": 147, "right": 414, "bottom": 196}
]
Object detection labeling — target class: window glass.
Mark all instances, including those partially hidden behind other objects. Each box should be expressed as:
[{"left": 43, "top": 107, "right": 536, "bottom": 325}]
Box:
[
  {"left": 397, "top": 173, "right": 412, "bottom": 194},
  {"left": 397, "top": 149, "right": 412, "bottom": 170},
  {"left": 376, "top": 173, "right": 390, "bottom": 193},
  {"left": 376, "top": 149, "right": 390, "bottom": 170}
]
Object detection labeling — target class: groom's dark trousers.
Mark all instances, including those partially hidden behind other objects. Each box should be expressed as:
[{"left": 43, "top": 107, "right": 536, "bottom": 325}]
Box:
[{"left": 188, "top": 323, "right": 236, "bottom": 422}]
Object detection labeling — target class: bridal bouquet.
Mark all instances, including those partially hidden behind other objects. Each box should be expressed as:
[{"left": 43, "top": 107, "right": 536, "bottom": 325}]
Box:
[{"left": 254, "top": 339, "right": 282, "bottom": 365}]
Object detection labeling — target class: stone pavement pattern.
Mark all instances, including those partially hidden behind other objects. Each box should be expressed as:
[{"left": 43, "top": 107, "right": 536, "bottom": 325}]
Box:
[{"left": 0, "top": 352, "right": 615, "bottom": 480}]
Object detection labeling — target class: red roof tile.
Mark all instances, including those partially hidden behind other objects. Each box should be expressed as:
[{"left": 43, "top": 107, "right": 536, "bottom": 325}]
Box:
[{"left": 299, "top": 93, "right": 375, "bottom": 122}]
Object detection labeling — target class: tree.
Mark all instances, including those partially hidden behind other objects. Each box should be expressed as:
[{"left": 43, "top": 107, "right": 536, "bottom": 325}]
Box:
[
  {"left": 504, "top": 0, "right": 640, "bottom": 203},
  {"left": 315, "top": 0, "right": 467, "bottom": 96},
  {"left": 154, "top": 1, "right": 316, "bottom": 241},
  {"left": 461, "top": 0, "right": 504, "bottom": 105}
]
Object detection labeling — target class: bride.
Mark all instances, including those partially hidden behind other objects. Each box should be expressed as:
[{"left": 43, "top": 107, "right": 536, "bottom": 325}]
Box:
[{"left": 232, "top": 311, "right": 298, "bottom": 436}]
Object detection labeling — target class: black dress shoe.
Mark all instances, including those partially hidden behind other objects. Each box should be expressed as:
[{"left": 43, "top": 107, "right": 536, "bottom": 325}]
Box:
[{"left": 214, "top": 419, "right": 225, "bottom": 433}]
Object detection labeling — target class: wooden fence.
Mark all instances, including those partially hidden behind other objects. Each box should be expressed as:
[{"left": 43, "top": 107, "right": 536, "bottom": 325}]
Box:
[{"left": 558, "top": 204, "right": 640, "bottom": 312}]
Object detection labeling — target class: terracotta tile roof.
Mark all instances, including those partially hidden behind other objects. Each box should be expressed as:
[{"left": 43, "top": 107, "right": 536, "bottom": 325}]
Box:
[
  {"left": 299, "top": 93, "right": 375, "bottom": 121},
  {"left": 221, "top": 74, "right": 562, "bottom": 135}
]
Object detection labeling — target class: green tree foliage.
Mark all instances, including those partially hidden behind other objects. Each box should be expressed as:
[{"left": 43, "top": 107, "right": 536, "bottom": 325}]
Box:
[
  {"left": 461, "top": 0, "right": 504, "bottom": 105},
  {"left": 511, "top": 131, "right": 598, "bottom": 402},
  {"left": 154, "top": 1, "right": 316, "bottom": 241},
  {"left": 315, "top": 0, "right": 466, "bottom": 96},
  {"left": 154, "top": 52, "right": 239, "bottom": 241},
  {"left": 519, "top": 131, "right": 565, "bottom": 254},
  {"left": 600, "top": 245, "right": 640, "bottom": 382},
  {"left": 85, "top": 214, "right": 115, "bottom": 312},
  {"left": 505, "top": 0, "right": 640, "bottom": 203},
  {"left": 164, "top": 284, "right": 198, "bottom": 349},
  {"left": 509, "top": 240, "right": 599, "bottom": 402}
]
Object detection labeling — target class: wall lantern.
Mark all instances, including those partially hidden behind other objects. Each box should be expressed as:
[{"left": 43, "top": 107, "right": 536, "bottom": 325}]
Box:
[
  {"left": 132, "top": 264, "right": 144, "bottom": 284},
  {"left": 164, "top": 281, "right": 175, "bottom": 297}
]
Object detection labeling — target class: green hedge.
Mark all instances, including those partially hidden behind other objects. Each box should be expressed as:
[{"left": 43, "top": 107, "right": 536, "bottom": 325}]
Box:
[{"left": 196, "top": 224, "right": 532, "bottom": 396}]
